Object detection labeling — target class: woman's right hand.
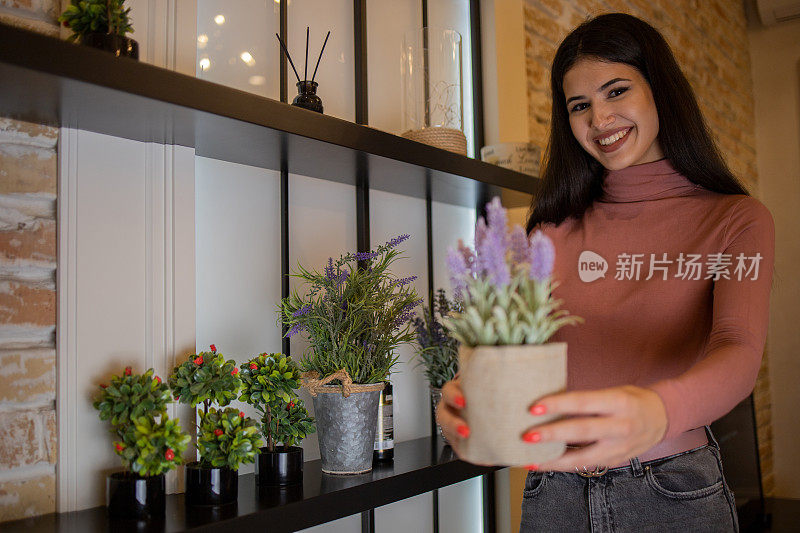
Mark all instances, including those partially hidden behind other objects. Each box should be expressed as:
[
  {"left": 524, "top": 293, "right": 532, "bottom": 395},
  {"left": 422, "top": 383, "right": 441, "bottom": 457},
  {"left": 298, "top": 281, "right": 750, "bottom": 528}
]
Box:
[{"left": 435, "top": 377, "right": 470, "bottom": 456}]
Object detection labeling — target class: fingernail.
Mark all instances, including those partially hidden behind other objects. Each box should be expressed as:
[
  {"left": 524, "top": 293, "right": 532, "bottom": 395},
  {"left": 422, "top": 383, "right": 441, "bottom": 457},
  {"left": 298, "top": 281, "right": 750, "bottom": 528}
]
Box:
[
  {"left": 530, "top": 404, "right": 547, "bottom": 416},
  {"left": 454, "top": 395, "right": 466, "bottom": 408},
  {"left": 522, "top": 431, "right": 541, "bottom": 443},
  {"left": 526, "top": 464, "right": 539, "bottom": 471},
  {"left": 457, "top": 424, "right": 470, "bottom": 438}
]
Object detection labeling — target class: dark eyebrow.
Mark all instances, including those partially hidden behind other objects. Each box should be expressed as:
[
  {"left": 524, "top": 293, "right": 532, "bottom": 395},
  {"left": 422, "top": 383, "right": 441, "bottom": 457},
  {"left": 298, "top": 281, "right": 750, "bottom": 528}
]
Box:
[{"left": 565, "top": 78, "right": 632, "bottom": 105}]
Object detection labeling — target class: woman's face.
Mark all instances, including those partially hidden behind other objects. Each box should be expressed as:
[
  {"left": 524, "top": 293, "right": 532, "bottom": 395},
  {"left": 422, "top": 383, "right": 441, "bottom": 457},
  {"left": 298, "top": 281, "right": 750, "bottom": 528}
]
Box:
[{"left": 562, "top": 58, "right": 664, "bottom": 170}]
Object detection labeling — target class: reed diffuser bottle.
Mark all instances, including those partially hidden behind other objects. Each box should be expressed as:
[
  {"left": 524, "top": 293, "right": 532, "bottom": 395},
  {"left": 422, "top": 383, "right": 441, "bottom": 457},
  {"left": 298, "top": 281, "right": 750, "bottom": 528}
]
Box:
[{"left": 276, "top": 27, "right": 330, "bottom": 114}]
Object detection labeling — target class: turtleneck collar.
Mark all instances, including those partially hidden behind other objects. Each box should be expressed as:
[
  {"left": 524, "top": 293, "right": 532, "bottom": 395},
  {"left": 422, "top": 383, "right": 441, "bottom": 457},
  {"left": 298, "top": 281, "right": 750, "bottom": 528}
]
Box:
[{"left": 600, "top": 158, "right": 700, "bottom": 203}]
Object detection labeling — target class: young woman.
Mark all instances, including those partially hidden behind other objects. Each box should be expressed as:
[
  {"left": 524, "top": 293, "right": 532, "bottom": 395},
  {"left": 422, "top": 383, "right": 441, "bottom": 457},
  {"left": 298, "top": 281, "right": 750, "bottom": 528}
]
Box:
[{"left": 436, "top": 13, "right": 774, "bottom": 532}]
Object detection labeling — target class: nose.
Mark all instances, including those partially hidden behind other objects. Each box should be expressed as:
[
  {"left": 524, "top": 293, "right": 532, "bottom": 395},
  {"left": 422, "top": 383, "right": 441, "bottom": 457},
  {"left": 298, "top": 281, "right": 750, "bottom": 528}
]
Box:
[{"left": 590, "top": 101, "right": 614, "bottom": 130}]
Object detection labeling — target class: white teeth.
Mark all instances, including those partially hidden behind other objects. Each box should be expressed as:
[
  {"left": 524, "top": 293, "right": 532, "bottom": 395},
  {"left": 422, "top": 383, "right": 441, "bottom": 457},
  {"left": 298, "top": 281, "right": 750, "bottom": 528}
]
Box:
[{"left": 598, "top": 128, "right": 630, "bottom": 146}]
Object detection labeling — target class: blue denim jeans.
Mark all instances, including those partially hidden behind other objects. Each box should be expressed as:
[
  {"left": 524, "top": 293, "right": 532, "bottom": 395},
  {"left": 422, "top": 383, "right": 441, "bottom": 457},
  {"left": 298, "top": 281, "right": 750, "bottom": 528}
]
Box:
[{"left": 519, "top": 427, "right": 739, "bottom": 532}]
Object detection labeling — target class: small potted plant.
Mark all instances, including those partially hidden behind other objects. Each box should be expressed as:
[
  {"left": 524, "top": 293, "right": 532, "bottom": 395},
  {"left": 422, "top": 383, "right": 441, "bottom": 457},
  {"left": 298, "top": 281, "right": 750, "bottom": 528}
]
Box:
[
  {"left": 240, "top": 352, "right": 315, "bottom": 486},
  {"left": 59, "top": 0, "right": 139, "bottom": 59},
  {"left": 410, "top": 288, "right": 461, "bottom": 442},
  {"left": 442, "top": 197, "right": 583, "bottom": 467},
  {"left": 94, "top": 366, "right": 190, "bottom": 519},
  {"left": 169, "top": 344, "right": 261, "bottom": 506},
  {"left": 280, "top": 234, "right": 421, "bottom": 474}
]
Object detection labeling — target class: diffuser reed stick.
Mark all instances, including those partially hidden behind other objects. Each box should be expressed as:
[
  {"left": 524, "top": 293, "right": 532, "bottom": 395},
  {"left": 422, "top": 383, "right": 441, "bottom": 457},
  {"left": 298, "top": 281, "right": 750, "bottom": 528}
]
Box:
[{"left": 311, "top": 30, "right": 330, "bottom": 83}]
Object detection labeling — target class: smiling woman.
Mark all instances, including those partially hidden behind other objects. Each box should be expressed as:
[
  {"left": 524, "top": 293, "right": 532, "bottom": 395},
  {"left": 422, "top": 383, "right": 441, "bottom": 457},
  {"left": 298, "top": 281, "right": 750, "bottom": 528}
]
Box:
[{"left": 434, "top": 12, "right": 775, "bottom": 533}]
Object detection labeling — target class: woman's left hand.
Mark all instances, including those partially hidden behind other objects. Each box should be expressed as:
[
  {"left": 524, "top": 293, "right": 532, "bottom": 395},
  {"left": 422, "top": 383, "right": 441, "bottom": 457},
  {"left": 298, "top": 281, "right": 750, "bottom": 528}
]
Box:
[{"left": 523, "top": 385, "right": 668, "bottom": 471}]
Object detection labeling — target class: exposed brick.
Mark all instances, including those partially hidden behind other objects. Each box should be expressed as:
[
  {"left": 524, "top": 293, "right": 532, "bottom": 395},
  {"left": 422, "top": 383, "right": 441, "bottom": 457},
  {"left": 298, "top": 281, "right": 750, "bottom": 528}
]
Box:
[
  {"left": 0, "top": 146, "right": 56, "bottom": 195},
  {"left": 0, "top": 282, "right": 56, "bottom": 326},
  {"left": 0, "top": 409, "right": 54, "bottom": 470},
  {"left": 0, "top": 0, "right": 60, "bottom": 24},
  {"left": 0, "top": 350, "right": 56, "bottom": 404},
  {"left": 0, "top": 219, "right": 55, "bottom": 263},
  {"left": 0, "top": 472, "right": 55, "bottom": 521},
  {"left": 524, "top": 4, "right": 568, "bottom": 45}
]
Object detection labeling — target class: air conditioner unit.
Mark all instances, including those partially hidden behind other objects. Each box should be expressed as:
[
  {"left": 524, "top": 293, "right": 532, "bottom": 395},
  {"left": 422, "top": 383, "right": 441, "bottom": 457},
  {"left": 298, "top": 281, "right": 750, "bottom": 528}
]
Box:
[{"left": 756, "top": 0, "right": 800, "bottom": 25}]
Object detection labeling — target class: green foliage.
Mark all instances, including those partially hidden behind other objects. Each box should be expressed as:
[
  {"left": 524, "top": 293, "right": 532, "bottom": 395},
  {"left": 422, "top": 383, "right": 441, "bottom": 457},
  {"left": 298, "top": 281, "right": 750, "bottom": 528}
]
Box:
[
  {"left": 196, "top": 407, "right": 262, "bottom": 470},
  {"left": 410, "top": 289, "right": 460, "bottom": 388},
  {"left": 442, "top": 276, "right": 583, "bottom": 346},
  {"left": 168, "top": 346, "right": 242, "bottom": 411},
  {"left": 279, "top": 235, "right": 421, "bottom": 384},
  {"left": 59, "top": 0, "right": 134, "bottom": 41},
  {"left": 239, "top": 353, "right": 315, "bottom": 451},
  {"left": 93, "top": 366, "right": 189, "bottom": 477}
]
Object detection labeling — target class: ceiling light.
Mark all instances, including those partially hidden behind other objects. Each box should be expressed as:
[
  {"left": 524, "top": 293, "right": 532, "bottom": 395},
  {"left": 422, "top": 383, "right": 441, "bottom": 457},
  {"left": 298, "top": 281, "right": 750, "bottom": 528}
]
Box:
[{"left": 240, "top": 51, "right": 255, "bottom": 66}]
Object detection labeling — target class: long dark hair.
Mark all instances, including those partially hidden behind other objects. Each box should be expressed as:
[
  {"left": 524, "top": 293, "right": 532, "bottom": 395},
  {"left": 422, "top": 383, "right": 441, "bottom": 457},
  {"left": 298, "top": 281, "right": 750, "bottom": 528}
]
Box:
[{"left": 526, "top": 13, "right": 748, "bottom": 233}]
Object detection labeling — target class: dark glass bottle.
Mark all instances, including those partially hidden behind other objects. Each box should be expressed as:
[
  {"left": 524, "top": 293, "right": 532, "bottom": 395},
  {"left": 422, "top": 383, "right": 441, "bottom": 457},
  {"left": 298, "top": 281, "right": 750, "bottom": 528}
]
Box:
[
  {"left": 373, "top": 381, "right": 394, "bottom": 462},
  {"left": 292, "top": 80, "right": 324, "bottom": 113}
]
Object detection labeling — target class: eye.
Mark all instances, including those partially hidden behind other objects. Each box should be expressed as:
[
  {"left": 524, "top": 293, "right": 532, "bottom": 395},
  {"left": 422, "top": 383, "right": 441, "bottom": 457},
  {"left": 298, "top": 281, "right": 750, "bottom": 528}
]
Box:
[
  {"left": 569, "top": 102, "right": 588, "bottom": 113},
  {"left": 608, "top": 86, "right": 629, "bottom": 98}
]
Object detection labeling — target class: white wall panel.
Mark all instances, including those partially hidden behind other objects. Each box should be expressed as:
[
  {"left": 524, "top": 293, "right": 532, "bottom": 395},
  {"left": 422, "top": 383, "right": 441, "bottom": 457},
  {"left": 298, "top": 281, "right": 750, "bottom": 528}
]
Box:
[{"left": 375, "top": 492, "right": 434, "bottom": 533}]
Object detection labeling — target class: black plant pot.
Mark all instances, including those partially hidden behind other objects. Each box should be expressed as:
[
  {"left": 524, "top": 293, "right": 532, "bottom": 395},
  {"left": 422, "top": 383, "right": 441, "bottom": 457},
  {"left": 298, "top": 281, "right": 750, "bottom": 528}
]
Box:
[
  {"left": 106, "top": 471, "right": 165, "bottom": 520},
  {"left": 256, "top": 446, "right": 303, "bottom": 486},
  {"left": 291, "top": 81, "right": 324, "bottom": 113},
  {"left": 82, "top": 32, "right": 139, "bottom": 59},
  {"left": 185, "top": 462, "right": 238, "bottom": 506}
]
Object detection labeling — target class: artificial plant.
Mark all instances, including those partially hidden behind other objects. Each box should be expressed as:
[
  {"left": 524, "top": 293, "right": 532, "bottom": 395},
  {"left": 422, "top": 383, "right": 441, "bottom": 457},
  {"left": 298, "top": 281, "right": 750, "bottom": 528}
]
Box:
[
  {"left": 168, "top": 344, "right": 241, "bottom": 414},
  {"left": 196, "top": 407, "right": 261, "bottom": 470},
  {"left": 239, "top": 352, "right": 315, "bottom": 452},
  {"left": 93, "top": 366, "right": 190, "bottom": 476},
  {"left": 59, "top": 0, "right": 134, "bottom": 41},
  {"left": 410, "top": 288, "right": 461, "bottom": 388}
]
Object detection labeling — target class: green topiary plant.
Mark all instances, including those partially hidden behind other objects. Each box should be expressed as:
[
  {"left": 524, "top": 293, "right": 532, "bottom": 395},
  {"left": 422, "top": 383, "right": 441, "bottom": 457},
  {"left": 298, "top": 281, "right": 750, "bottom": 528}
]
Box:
[
  {"left": 239, "top": 353, "right": 315, "bottom": 451},
  {"left": 196, "top": 407, "right": 261, "bottom": 470},
  {"left": 168, "top": 344, "right": 242, "bottom": 414},
  {"left": 93, "top": 366, "right": 190, "bottom": 476},
  {"left": 59, "top": 0, "right": 134, "bottom": 42}
]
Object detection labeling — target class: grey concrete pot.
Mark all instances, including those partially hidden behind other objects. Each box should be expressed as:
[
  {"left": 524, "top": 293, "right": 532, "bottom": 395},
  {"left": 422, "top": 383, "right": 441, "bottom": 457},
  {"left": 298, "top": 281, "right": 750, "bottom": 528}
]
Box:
[
  {"left": 429, "top": 386, "right": 448, "bottom": 444},
  {"left": 311, "top": 385, "right": 383, "bottom": 474}
]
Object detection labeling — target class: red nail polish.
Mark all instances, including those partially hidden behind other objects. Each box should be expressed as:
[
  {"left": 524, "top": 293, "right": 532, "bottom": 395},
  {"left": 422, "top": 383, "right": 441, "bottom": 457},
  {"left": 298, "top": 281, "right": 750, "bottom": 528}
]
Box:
[
  {"left": 530, "top": 404, "right": 547, "bottom": 416},
  {"left": 526, "top": 464, "right": 539, "bottom": 471},
  {"left": 522, "top": 431, "right": 541, "bottom": 443},
  {"left": 457, "top": 424, "right": 470, "bottom": 438},
  {"left": 454, "top": 395, "right": 466, "bottom": 408}
]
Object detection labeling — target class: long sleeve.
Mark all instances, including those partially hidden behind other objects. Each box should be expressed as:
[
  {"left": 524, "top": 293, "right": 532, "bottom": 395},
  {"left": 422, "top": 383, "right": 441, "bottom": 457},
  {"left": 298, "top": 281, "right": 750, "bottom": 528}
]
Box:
[{"left": 647, "top": 197, "right": 775, "bottom": 440}]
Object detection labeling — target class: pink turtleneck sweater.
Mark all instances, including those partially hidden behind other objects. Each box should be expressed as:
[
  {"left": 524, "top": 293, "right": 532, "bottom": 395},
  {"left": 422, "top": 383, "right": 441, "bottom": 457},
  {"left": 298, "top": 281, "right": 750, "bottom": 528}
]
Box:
[{"left": 534, "top": 158, "right": 775, "bottom": 463}]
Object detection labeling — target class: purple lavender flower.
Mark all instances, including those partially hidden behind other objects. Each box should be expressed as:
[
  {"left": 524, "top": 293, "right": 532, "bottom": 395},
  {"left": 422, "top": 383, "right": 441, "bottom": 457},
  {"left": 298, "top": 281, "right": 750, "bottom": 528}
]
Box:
[
  {"left": 457, "top": 239, "right": 477, "bottom": 276},
  {"left": 354, "top": 251, "right": 380, "bottom": 261},
  {"left": 386, "top": 234, "right": 410, "bottom": 249},
  {"left": 474, "top": 218, "right": 488, "bottom": 249},
  {"left": 393, "top": 298, "right": 423, "bottom": 328},
  {"left": 528, "top": 230, "right": 555, "bottom": 281},
  {"left": 292, "top": 304, "right": 313, "bottom": 317},
  {"left": 486, "top": 197, "right": 508, "bottom": 235},
  {"left": 390, "top": 275, "right": 418, "bottom": 288},
  {"left": 509, "top": 226, "right": 530, "bottom": 265},
  {"left": 477, "top": 229, "right": 511, "bottom": 287},
  {"left": 324, "top": 257, "right": 335, "bottom": 280},
  {"left": 286, "top": 323, "right": 305, "bottom": 337},
  {"left": 446, "top": 246, "right": 469, "bottom": 298},
  {"left": 338, "top": 269, "right": 349, "bottom": 287}
]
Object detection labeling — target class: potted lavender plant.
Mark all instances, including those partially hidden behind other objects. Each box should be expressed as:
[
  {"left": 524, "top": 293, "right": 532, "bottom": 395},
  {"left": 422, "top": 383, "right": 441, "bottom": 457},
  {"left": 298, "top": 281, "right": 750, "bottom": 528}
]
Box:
[
  {"left": 443, "top": 197, "right": 583, "bottom": 466},
  {"left": 411, "top": 288, "right": 460, "bottom": 442},
  {"left": 280, "top": 234, "right": 421, "bottom": 474}
]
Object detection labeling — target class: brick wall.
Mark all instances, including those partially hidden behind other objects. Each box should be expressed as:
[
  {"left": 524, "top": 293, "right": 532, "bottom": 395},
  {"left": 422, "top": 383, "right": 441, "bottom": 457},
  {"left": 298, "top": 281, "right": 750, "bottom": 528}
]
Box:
[
  {"left": 0, "top": 0, "right": 60, "bottom": 521},
  {"left": 522, "top": 0, "right": 774, "bottom": 495}
]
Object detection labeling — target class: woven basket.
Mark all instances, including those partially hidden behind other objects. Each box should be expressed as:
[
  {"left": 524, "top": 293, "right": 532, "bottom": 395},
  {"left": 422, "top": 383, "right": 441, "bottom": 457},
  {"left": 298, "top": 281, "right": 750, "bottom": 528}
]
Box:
[{"left": 401, "top": 127, "right": 467, "bottom": 155}]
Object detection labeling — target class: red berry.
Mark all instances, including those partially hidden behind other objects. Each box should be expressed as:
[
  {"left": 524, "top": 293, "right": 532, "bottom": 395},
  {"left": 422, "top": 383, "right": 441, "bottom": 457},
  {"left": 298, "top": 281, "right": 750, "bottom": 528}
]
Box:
[
  {"left": 124, "top": 366, "right": 132, "bottom": 376},
  {"left": 231, "top": 368, "right": 239, "bottom": 376},
  {"left": 249, "top": 363, "right": 258, "bottom": 370},
  {"left": 239, "top": 411, "right": 244, "bottom": 418},
  {"left": 115, "top": 443, "right": 124, "bottom": 452},
  {"left": 62, "top": 20, "right": 69, "bottom": 27},
  {"left": 214, "top": 428, "right": 223, "bottom": 436},
  {"left": 100, "top": 384, "right": 107, "bottom": 389},
  {"left": 165, "top": 449, "right": 175, "bottom": 461},
  {"left": 194, "top": 356, "right": 203, "bottom": 365},
  {"left": 288, "top": 402, "right": 295, "bottom": 409},
  {"left": 210, "top": 344, "right": 216, "bottom": 353},
  {"left": 155, "top": 376, "right": 161, "bottom": 384}
]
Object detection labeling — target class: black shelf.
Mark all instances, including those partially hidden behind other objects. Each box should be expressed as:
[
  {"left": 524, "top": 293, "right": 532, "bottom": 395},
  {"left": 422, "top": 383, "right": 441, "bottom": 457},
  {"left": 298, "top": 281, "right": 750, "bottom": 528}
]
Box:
[
  {"left": 0, "top": 22, "right": 538, "bottom": 208},
  {"left": 3, "top": 437, "right": 498, "bottom": 533}
]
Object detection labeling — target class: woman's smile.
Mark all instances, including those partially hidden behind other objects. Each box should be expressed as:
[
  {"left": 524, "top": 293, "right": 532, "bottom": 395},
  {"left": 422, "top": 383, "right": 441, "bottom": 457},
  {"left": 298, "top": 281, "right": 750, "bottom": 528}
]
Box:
[{"left": 594, "top": 126, "right": 633, "bottom": 152}]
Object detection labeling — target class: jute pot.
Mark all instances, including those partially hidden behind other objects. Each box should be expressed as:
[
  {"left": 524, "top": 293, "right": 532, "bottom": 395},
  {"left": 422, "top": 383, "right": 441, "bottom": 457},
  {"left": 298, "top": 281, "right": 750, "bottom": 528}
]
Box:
[
  {"left": 458, "top": 343, "right": 567, "bottom": 466},
  {"left": 303, "top": 370, "right": 384, "bottom": 475}
]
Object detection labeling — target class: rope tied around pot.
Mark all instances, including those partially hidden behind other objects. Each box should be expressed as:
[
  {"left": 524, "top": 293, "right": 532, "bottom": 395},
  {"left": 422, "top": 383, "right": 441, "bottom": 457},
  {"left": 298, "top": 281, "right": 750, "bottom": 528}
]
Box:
[{"left": 301, "top": 369, "right": 385, "bottom": 398}]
